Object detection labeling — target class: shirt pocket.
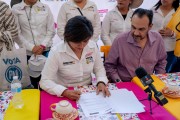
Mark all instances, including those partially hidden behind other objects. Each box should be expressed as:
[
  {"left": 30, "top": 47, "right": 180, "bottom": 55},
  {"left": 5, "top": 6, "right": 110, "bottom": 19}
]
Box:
[
  {"left": 35, "top": 11, "right": 48, "bottom": 26},
  {"left": 18, "top": 12, "right": 29, "bottom": 27},
  {"left": 60, "top": 62, "right": 80, "bottom": 78}
]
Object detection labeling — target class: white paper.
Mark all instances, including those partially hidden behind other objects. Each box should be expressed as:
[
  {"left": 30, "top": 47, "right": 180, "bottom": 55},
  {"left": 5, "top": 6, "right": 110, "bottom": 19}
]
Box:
[
  {"left": 78, "top": 89, "right": 145, "bottom": 117},
  {"left": 107, "top": 89, "right": 145, "bottom": 113},
  {"left": 78, "top": 92, "right": 112, "bottom": 117}
]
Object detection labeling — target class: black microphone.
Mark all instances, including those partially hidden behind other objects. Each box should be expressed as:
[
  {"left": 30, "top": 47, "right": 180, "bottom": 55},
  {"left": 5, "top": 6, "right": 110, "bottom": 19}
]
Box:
[{"left": 135, "top": 67, "right": 168, "bottom": 106}]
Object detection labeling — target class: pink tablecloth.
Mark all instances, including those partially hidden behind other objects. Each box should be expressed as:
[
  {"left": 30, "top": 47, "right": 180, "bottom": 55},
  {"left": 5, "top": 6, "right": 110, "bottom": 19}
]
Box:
[
  {"left": 40, "top": 87, "right": 79, "bottom": 120},
  {"left": 116, "top": 82, "right": 176, "bottom": 120}
]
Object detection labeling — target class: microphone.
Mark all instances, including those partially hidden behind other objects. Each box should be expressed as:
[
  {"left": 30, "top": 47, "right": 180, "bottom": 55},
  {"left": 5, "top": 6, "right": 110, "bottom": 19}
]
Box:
[{"left": 135, "top": 67, "right": 168, "bottom": 106}]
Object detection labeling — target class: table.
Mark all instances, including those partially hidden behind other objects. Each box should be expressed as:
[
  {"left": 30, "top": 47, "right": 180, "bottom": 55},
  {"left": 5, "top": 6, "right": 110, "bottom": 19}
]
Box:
[
  {"left": 40, "top": 83, "right": 175, "bottom": 120},
  {"left": 2, "top": 89, "right": 40, "bottom": 120},
  {"left": 132, "top": 73, "right": 180, "bottom": 119}
]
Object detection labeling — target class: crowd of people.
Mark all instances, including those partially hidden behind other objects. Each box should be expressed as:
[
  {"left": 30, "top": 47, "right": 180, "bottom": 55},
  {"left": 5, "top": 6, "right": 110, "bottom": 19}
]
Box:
[{"left": 0, "top": 0, "right": 179, "bottom": 100}]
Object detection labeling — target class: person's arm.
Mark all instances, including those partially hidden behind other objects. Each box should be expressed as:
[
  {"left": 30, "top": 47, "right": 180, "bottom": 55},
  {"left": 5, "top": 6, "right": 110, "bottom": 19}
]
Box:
[
  {"left": 154, "top": 35, "right": 167, "bottom": 74},
  {"left": 40, "top": 50, "right": 82, "bottom": 100},
  {"left": 0, "top": 4, "right": 18, "bottom": 47},
  {"left": 40, "top": 50, "right": 67, "bottom": 97},
  {"left": 104, "top": 38, "right": 122, "bottom": 82},
  {"left": 90, "top": 4, "right": 101, "bottom": 42},
  {"left": 57, "top": 4, "right": 67, "bottom": 40},
  {"left": 92, "top": 43, "right": 110, "bottom": 97},
  {"left": 40, "top": 5, "right": 55, "bottom": 48},
  {"left": 101, "top": 12, "right": 112, "bottom": 45},
  {"left": 93, "top": 43, "right": 108, "bottom": 85}
]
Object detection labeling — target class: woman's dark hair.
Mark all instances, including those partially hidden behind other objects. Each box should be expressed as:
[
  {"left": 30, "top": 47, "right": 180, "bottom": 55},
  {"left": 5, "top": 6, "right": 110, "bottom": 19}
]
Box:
[
  {"left": 132, "top": 8, "right": 153, "bottom": 25},
  {"left": 154, "top": 0, "right": 179, "bottom": 11},
  {"left": 64, "top": 16, "right": 93, "bottom": 43}
]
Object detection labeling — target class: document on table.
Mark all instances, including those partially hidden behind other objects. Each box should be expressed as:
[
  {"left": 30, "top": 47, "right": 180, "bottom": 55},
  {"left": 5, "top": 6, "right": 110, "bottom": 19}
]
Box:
[
  {"left": 78, "top": 91, "right": 112, "bottom": 117},
  {"left": 78, "top": 89, "right": 145, "bottom": 117}
]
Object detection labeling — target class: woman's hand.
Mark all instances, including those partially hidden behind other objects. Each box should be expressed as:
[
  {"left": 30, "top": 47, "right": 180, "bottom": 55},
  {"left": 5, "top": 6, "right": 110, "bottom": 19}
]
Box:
[
  {"left": 159, "top": 27, "right": 173, "bottom": 37},
  {"left": 62, "top": 90, "right": 81, "bottom": 101},
  {"left": 96, "top": 82, "right": 111, "bottom": 97}
]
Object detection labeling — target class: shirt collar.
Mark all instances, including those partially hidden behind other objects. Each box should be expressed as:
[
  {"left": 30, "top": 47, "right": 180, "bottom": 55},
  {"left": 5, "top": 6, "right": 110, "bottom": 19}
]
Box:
[
  {"left": 127, "top": 31, "right": 156, "bottom": 46},
  {"left": 112, "top": 7, "right": 133, "bottom": 13},
  {"left": 67, "top": 0, "right": 94, "bottom": 9},
  {"left": 20, "top": 1, "right": 43, "bottom": 10}
]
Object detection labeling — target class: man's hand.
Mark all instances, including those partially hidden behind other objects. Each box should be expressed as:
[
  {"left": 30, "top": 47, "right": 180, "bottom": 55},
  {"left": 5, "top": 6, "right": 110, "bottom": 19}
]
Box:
[
  {"left": 96, "top": 82, "right": 111, "bottom": 97},
  {"left": 62, "top": 90, "right": 81, "bottom": 101}
]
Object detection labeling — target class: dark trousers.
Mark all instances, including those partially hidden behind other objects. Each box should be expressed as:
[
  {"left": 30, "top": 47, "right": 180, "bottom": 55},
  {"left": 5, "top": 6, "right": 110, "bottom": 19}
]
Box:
[
  {"left": 27, "top": 51, "right": 49, "bottom": 89},
  {"left": 171, "top": 58, "right": 180, "bottom": 72},
  {"left": 166, "top": 51, "right": 177, "bottom": 73}
]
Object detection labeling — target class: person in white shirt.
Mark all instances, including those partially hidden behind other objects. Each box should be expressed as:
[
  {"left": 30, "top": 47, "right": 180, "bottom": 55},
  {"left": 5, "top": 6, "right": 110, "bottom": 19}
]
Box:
[
  {"left": 40, "top": 16, "right": 110, "bottom": 100},
  {"left": 151, "top": 0, "right": 179, "bottom": 73},
  {"left": 101, "top": 0, "right": 143, "bottom": 45},
  {"left": 12, "top": 0, "right": 55, "bottom": 88},
  {"left": 57, "top": 0, "right": 101, "bottom": 42}
]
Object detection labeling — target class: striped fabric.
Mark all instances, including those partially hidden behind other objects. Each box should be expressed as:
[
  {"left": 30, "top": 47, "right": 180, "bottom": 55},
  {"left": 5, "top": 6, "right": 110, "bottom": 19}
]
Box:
[{"left": 0, "top": 1, "right": 18, "bottom": 54}]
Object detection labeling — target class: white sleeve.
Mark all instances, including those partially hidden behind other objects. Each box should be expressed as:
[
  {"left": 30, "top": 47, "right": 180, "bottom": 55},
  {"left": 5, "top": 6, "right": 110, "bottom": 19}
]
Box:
[
  {"left": 12, "top": 7, "right": 34, "bottom": 51},
  {"left": 90, "top": 5, "right": 101, "bottom": 42},
  {"left": 41, "top": 5, "right": 55, "bottom": 47},
  {"left": 40, "top": 50, "right": 67, "bottom": 97},
  {"left": 101, "top": 12, "right": 112, "bottom": 45},
  {"left": 57, "top": 4, "right": 67, "bottom": 41},
  {"left": 93, "top": 45, "right": 108, "bottom": 84}
]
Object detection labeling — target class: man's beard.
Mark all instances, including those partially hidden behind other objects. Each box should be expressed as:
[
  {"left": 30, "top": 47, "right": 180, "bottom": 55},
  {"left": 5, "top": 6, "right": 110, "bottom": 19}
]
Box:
[{"left": 133, "top": 35, "right": 144, "bottom": 41}]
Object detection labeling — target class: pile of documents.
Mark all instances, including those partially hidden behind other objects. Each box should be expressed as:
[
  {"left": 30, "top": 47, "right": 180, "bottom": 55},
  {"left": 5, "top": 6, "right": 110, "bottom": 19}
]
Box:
[{"left": 78, "top": 89, "right": 145, "bottom": 117}]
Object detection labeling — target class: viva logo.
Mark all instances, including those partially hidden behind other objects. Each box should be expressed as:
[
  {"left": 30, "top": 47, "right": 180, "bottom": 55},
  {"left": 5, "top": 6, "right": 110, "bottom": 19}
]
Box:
[{"left": 3, "top": 58, "right": 22, "bottom": 83}]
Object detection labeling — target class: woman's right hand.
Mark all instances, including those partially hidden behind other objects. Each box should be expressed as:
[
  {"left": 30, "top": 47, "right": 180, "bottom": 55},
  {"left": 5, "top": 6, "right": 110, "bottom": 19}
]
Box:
[{"left": 62, "top": 90, "right": 81, "bottom": 101}]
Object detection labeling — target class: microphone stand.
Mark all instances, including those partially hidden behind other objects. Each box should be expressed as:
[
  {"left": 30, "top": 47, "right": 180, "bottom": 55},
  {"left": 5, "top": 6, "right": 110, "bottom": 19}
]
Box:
[{"left": 139, "top": 87, "right": 158, "bottom": 114}]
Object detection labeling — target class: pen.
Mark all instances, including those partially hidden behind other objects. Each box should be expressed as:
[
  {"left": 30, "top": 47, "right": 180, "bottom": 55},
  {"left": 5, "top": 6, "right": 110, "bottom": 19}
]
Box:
[{"left": 90, "top": 112, "right": 99, "bottom": 115}]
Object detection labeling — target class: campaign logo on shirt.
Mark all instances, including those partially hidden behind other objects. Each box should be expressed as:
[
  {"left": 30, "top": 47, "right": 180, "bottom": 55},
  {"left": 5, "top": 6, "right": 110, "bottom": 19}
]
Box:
[
  {"left": 63, "top": 61, "right": 75, "bottom": 66},
  {"left": 88, "top": 7, "right": 94, "bottom": 11},
  {"left": 86, "top": 56, "right": 94, "bottom": 64},
  {"left": 35, "top": 6, "right": 46, "bottom": 12}
]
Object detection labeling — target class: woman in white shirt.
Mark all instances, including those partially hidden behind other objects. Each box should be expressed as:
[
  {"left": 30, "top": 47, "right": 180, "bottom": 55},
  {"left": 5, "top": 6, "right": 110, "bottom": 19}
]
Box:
[
  {"left": 151, "top": 0, "right": 179, "bottom": 73},
  {"left": 57, "top": 0, "right": 101, "bottom": 42},
  {"left": 40, "top": 16, "right": 110, "bottom": 101},
  {"left": 12, "top": 0, "right": 55, "bottom": 88},
  {"left": 101, "top": 0, "right": 143, "bottom": 45}
]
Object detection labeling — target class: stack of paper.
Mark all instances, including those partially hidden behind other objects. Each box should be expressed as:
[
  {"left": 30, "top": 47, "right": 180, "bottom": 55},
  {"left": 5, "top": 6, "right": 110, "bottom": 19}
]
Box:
[{"left": 78, "top": 89, "right": 145, "bottom": 117}]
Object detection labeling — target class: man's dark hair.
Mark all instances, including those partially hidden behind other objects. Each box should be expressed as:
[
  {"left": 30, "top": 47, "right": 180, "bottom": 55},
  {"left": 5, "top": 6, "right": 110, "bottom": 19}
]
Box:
[
  {"left": 154, "top": 0, "right": 179, "bottom": 11},
  {"left": 64, "top": 16, "right": 93, "bottom": 43},
  {"left": 132, "top": 8, "right": 153, "bottom": 25}
]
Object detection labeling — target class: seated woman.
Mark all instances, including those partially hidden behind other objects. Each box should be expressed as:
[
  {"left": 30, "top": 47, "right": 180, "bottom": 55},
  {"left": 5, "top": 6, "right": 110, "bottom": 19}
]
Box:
[{"left": 40, "top": 16, "right": 110, "bottom": 100}]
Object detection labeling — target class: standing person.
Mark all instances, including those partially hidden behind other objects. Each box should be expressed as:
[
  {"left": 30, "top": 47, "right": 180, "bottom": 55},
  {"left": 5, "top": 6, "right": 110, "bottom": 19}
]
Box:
[
  {"left": 40, "top": 16, "right": 110, "bottom": 100},
  {"left": 12, "top": 0, "right": 55, "bottom": 88},
  {"left": 0, "top": 1, "right": 19, "bottom": 55},
  {"left": 151, "top": 0, "right": 179, "bottom": 73},
  {"left": 101, "top": 0, "right": 143, "bottom": 45},
  {"left": 57, "top": 0, "right": 101, "bottom": 42},
  {"left": 105, "top": 8, "right": 167, "bottom": 82}
]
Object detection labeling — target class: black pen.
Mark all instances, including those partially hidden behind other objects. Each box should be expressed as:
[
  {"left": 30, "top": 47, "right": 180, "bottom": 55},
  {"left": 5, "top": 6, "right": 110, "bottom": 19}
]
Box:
[{"left": 90, "top": 112, "right": 99, "bottom": 115}]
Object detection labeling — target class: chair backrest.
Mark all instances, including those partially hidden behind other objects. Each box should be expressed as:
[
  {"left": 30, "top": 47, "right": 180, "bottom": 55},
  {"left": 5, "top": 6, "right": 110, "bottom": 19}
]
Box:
[{"left": 100, "top": 46, "right": 111, "bottom": 59}]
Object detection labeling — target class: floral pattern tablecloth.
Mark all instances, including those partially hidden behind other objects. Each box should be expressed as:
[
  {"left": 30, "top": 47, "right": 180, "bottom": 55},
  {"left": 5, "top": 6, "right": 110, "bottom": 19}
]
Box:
[
  {"left": 0, "top": 91, "right": 13, "bottom": 120},
  {"left": 156, "top": 72, "right": 180, "bottom": 86}
]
